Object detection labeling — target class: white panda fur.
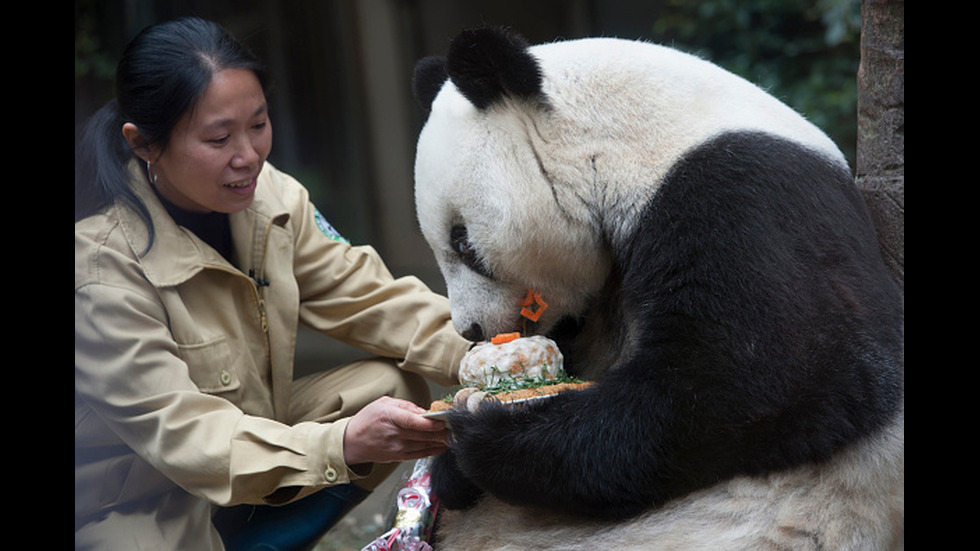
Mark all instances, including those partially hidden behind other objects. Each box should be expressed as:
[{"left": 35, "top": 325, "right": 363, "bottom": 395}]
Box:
[{"left": 412, "top": 28, "right": 903, "bottom": 549}]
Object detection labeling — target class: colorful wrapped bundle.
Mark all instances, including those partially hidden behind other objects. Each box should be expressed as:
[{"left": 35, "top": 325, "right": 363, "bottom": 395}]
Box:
[{"left": 361, "top": 458, "right": 437, "bottom": 551}]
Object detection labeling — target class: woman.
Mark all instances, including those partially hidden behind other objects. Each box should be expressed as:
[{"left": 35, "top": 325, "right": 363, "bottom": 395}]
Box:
[{"left": 75, "top": 17, "right": 470, "bottom": 550}]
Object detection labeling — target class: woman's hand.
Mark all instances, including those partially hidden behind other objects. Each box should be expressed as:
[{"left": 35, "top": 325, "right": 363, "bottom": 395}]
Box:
[{"left": 343, "top": 396, "right": 449, "bottom": 466}]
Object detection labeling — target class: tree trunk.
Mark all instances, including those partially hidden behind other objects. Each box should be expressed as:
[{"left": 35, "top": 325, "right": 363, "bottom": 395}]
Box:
[{"left": 856, "top": 0, "right": 904, "bottom": 293}]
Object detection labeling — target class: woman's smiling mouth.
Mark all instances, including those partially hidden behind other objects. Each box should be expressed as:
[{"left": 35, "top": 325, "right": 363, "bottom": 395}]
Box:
[{"left": 224, "top": 177, "right": 257, "bottom": 194}]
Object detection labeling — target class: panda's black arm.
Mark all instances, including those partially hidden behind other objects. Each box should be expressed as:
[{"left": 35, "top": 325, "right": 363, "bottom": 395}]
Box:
[
  {"left": 436, "top": 365, "right": 706, "bottom": 521},
  {"left": 429, "top": 446, "right": 485, "bottom": 511}
]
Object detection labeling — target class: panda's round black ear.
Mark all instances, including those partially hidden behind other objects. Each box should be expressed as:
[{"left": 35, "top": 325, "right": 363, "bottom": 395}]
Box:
[
  {"left": 413, "top": 55, "right": 448, "bottom": 114},
  {"left": 445, "top": 27, "right": 544, "bottom": 110}
]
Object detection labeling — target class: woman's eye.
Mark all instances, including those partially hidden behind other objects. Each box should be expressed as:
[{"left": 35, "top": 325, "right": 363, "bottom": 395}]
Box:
[{"left": 450, "top": 225, "right": 494, "bottom": 279}]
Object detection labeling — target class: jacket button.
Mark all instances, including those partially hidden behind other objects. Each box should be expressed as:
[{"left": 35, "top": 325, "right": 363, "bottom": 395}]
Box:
[
  {"left": 324, "top": 466, "right": 338, "bottom": 482},
  {"left": 219, "top": 370, "right": 232, "bottom": 386}
]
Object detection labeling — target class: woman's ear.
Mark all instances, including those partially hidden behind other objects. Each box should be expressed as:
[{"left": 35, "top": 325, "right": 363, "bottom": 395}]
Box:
[{"left": 121, "top": 123, "right": 156, "bottom": 162}]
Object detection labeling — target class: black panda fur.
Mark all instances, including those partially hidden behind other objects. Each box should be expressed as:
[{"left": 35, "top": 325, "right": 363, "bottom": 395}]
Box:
[{"left": 413, "top": 27, "right": 903, "bottom": 525}]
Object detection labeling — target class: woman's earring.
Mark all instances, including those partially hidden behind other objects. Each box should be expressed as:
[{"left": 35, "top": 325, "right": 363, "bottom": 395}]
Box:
[{"left": 145, "top": 161, "right": 158, "bottom": 184}]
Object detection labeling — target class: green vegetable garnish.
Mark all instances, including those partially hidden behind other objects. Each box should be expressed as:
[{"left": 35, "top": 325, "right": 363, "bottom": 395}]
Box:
[{"left": 439, "top": 365, "right": 586, "bottom": 402}]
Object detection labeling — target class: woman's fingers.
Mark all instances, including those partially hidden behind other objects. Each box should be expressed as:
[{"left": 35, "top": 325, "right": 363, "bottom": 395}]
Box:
[{"left": 343, "top": 397, "right": 449, "bottom": 465}]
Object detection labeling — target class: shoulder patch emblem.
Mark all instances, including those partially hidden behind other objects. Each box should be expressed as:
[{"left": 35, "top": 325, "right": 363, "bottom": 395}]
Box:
[{"left": 313, "top": 207, "right": 349, "bottom": 244}]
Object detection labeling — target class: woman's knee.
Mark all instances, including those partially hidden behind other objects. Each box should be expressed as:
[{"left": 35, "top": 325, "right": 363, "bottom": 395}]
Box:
[{"left": 290, "top": 358, "right": 432, "bottom": 423}]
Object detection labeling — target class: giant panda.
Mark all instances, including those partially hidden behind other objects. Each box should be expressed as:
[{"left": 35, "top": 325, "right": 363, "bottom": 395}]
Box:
[{"left": 412, "top": 28, "right": 904, "bottom": 549}]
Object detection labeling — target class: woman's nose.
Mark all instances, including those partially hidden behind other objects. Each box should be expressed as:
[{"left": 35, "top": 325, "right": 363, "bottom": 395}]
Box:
[{"left": 232, "top": 138, "right": 261, "bottom": 168}]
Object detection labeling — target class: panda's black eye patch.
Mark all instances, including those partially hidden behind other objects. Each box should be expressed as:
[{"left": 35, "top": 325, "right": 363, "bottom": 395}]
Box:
[{"left": 450, "top": 224, "right": 494, "bottom": 279}]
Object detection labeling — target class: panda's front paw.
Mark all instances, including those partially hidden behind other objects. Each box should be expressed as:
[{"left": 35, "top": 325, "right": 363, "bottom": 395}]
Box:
[{"left": 431, "top": 449, "right": 484, "bottom": 510}]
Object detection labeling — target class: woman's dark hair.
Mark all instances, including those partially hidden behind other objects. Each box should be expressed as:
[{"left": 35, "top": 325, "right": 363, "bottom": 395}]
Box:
[{"left": 75, "top": 17, "right": 268, "bottom": 248}]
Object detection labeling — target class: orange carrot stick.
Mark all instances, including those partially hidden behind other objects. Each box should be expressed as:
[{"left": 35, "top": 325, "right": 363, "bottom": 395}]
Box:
[
  {"left": 520, "top": 289, "right": 548, "bottom": 322},
  {"left": 519, "top": 288, "right": 536, "bottom": 306},
  {"left": 491, "top": 332, "right": 521, "bottom": 345}
]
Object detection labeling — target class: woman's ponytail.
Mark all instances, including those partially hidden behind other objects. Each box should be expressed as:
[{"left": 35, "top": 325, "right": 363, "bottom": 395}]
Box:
[{"left": 75, "top": 98, "right": 150, "bottom": 231}]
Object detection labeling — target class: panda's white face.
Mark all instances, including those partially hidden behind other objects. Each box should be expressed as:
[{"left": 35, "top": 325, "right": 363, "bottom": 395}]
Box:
[
  {"left": 414, "top": 83, "right": 611, "bottom": 340},
  {"left": 414, "top": 36, "right": 846, "bottom": 341}
]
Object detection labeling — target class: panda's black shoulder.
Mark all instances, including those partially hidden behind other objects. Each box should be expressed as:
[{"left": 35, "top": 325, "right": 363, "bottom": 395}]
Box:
[
  {"left": 616, "top": 130, "right": 903, "bottom": 458},
  {"left": 626, "top": 130, "right": 874, "bottom": 276},
  {"left": 623, "top": 129, "right": 899, "bottom": 325}
]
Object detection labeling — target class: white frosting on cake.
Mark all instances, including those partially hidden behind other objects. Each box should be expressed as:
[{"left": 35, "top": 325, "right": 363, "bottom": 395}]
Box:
[{"left": 458, "top": 335, "right": 564, "bottom": 386}]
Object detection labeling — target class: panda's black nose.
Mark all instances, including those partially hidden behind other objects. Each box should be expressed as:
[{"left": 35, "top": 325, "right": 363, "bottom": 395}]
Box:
[{"left": 462, "top": 323, "right": 485, "bottom": 342}]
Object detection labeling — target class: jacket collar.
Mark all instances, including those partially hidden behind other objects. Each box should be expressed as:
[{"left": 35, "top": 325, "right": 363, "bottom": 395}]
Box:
[{"left": 117, "top": 161, "right": 290, "bottom": 288}]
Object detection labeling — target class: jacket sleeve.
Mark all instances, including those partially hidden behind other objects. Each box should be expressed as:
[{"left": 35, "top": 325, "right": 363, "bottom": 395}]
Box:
[
  {"left": 279, "top": 171, "right": 470, "bottom": 387},
  {"left": 75, "top": 235, "right": 355, "bottom": 507}
]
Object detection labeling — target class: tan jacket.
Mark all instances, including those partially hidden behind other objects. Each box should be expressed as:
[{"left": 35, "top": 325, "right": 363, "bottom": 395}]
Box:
[{"left": 75, "top": 162, "right": 469, "bottom": 548}]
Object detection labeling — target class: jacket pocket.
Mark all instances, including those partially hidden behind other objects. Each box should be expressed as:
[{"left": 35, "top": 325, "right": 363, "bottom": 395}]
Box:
[{"left": 179, "top": 337, "right": 242, "bottom": 394}]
